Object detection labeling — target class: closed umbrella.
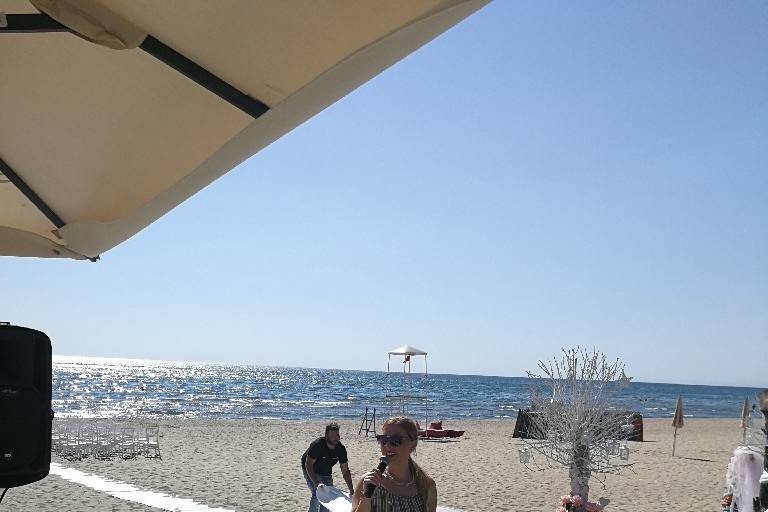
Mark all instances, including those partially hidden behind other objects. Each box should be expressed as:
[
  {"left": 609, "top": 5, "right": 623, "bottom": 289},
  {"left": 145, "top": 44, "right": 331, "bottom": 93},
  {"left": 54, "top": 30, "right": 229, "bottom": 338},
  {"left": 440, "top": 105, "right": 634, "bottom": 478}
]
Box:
[
  {"left": 672, "top": 394, "right": 684, "bottom": 456},
  {"left": 740, "top": 397, "right": 750, "bottom": 445}
]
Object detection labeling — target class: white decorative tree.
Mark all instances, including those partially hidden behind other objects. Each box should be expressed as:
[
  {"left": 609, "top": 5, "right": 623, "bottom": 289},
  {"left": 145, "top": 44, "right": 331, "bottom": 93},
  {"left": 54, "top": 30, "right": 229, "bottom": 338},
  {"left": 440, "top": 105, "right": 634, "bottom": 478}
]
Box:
[{"left": 519, "top": 347, "right": 634, "bottom": 507}]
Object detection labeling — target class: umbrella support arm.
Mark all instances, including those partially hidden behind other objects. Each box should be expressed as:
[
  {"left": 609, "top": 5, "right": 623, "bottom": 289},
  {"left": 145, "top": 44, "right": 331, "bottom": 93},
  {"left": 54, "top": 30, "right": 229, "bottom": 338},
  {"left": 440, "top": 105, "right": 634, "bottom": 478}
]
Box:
[
  {"left": 0, "top": 13, "right": 68, "bottom": 32},
  {"left": 139, "top": 35, "right": 269, "bottom": 119},
  {"left": 0, "top": 156, "right": 65, "bottom": 229},
  {"left": 0, "top": 156, "right": 98, "bottom": 260},
  {"left": 0, "top": 13, "right": 269, "bottom": 119}
]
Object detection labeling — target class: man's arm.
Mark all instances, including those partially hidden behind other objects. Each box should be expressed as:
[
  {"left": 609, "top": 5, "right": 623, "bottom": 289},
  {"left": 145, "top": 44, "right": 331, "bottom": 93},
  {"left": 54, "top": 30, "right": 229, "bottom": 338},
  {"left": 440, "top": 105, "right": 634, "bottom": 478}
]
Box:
[
  {"left": 304, "top": 456, "right": 319, "bottom": 489},
  {"left": 340, "top": 462, "right": 354, "bottom": 494}
]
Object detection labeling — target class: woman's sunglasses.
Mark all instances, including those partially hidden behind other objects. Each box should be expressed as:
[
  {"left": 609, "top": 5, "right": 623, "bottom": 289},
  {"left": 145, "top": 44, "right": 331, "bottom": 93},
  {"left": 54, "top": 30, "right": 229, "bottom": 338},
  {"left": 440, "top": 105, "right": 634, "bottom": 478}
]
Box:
[{"left": 375, "top": 434, "right": 405, "bottom": 446}]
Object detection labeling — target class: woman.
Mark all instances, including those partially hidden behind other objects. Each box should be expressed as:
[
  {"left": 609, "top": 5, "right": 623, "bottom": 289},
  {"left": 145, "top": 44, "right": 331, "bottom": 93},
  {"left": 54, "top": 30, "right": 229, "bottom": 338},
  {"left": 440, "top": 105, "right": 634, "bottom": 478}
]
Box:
[{"left": 351, "top": 416, "right": 437, "bottom": 512}]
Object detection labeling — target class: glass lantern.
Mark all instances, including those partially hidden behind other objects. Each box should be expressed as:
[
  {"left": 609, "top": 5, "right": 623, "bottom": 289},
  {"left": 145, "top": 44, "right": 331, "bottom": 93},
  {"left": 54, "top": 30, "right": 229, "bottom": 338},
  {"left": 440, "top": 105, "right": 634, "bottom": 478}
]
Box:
[{"left": 619, "top": 444, "right": 630, "bottom": 460}]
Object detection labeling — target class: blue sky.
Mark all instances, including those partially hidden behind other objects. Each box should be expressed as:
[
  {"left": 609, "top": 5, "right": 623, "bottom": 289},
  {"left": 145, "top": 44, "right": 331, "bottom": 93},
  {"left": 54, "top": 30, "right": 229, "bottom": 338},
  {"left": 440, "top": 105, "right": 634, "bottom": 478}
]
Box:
[{"left": 2, "top": 2, "right": 766, "bottom": 387}]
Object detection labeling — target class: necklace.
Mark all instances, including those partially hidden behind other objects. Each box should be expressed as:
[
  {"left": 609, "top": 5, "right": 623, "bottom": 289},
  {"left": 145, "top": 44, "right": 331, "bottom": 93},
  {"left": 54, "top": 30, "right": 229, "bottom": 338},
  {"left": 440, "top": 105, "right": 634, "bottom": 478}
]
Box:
[{"left": 384, "top": 468, "right": 415, "bottom": 487}]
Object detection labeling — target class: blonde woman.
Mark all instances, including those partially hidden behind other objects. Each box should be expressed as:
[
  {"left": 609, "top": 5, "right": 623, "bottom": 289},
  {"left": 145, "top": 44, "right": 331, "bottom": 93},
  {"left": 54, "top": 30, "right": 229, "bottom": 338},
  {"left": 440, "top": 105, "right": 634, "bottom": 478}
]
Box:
[{"left": 351, "top": 417, "right": 437, "bottom": 512}]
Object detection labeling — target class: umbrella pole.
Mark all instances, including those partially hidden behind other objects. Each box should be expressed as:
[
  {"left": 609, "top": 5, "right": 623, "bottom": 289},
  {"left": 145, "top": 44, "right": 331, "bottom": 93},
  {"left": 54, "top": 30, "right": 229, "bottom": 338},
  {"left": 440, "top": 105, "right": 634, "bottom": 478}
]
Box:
[
  {"left": 425, "top": 355, "right": 428, "bottom": 429},
  {"left": 672, "top": 427, "right": 678, "bottom": 456}
]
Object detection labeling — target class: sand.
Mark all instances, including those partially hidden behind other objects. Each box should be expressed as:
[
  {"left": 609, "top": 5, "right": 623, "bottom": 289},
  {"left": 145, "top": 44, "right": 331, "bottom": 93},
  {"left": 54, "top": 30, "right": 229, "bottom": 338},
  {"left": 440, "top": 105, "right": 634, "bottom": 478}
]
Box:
[{"left": 2, "top": 418, "right": 745, "bottom": 512}]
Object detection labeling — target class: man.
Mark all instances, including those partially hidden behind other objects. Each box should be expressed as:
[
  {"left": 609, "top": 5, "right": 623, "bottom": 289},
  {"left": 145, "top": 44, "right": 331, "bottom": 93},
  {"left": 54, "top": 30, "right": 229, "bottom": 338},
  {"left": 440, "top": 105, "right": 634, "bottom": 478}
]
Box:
[
  {"left": 302, "top": 422, "right": 354, "bottom": 512},
  {"left": 758, "top": 389, "right": 768, "bottom": 511}
]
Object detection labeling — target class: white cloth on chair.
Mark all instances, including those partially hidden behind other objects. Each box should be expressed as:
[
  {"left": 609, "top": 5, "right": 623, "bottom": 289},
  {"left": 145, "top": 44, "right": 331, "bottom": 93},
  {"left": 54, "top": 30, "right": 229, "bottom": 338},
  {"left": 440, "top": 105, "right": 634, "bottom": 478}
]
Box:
[
  {"left": 316, "top": 484, "right": 468, "bottom": 512},
  {"left": 726, "top": 446, "right": 763, "bottom": 511}
]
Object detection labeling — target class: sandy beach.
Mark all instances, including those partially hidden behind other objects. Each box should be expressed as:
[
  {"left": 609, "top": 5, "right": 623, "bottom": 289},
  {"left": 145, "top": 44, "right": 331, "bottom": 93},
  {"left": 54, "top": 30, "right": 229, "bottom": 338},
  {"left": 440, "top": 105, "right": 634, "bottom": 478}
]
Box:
[{"left": 3, "top": 418, "right": 744, "bottom": 512}]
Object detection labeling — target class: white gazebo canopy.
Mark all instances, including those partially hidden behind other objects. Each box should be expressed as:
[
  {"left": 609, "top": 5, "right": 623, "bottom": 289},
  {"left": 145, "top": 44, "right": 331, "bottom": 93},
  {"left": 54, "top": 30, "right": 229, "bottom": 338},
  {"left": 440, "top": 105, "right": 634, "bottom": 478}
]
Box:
[{"left": 388, "top": 345, "right": 428, "bottom": 356}]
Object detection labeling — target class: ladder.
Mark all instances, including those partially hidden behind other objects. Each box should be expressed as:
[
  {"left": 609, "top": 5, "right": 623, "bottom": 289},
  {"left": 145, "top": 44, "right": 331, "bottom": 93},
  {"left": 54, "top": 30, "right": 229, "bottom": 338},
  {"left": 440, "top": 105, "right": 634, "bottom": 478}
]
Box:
[{"left": 358, "top": 407, "right": 377, "bottom": 436}]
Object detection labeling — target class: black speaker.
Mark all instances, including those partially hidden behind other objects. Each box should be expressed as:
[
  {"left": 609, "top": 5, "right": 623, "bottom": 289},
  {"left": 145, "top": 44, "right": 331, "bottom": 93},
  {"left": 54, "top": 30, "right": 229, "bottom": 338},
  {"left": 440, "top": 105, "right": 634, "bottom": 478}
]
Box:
[{"left": 0, "top": 323, "right": 52, "bottom": 488}]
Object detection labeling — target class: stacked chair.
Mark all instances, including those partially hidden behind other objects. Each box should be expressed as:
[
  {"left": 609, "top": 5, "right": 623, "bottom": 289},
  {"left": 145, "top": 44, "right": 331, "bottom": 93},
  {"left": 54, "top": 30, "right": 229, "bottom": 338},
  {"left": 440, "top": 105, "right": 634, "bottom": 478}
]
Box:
[{"left": 51, "top": 419, "right": 161, "bottom": 461}]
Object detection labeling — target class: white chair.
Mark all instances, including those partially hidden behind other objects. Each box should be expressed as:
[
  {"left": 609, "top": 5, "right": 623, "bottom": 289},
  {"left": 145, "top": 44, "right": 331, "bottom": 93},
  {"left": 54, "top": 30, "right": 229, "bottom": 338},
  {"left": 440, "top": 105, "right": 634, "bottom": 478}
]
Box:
[
  {"left": 94, "top": 424, "right": 119, "bottom": 459},
  {"left": 59, "top": 424, "right": 84, "bottom": 461},
  {"left": 143, "top": 425, "right": 161, "bottom": 458},
  {"left": 119, "top": 427, "right": 138, "bottom": 459}
]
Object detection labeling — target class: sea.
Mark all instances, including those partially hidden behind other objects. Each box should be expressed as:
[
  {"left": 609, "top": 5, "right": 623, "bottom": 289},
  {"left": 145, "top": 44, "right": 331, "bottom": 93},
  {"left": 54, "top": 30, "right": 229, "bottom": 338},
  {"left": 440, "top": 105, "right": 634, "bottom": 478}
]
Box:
[{"left": 53, "top": 355, "right": 764, "bottom": 421}]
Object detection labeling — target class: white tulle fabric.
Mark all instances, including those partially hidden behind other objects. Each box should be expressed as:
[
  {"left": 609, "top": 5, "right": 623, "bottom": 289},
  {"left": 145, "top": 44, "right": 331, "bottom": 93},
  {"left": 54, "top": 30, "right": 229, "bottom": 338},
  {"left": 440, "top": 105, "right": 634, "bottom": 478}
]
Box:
[{"left": 726, "top": 446, "right": 763, "bottom": 511}]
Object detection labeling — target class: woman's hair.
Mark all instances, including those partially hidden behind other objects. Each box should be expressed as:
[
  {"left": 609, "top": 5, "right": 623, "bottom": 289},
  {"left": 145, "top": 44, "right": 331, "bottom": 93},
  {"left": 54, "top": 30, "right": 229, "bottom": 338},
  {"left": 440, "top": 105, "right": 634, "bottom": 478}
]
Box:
[{"left": 382, "top": 416, "right": 432, "bottom": 507}]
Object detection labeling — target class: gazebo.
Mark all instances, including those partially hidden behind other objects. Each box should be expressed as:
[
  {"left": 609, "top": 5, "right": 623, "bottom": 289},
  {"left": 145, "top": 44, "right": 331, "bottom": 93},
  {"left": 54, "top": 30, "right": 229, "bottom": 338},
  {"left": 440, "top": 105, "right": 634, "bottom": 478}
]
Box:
[{"left": 386, "top": 345, "right": 429, "bottom": 427}]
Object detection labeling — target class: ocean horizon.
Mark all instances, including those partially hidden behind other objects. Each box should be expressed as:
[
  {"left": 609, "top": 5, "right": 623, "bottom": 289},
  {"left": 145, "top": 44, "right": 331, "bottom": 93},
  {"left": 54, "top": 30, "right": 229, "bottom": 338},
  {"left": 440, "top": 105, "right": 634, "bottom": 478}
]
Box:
[{"left": 52, "top": 355, "right": 765, "bottom": 421}]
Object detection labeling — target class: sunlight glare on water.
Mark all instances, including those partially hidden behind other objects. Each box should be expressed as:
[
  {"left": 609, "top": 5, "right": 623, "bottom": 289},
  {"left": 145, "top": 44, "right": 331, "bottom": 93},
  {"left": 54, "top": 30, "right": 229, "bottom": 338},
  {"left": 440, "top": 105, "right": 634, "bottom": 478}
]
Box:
[{"left": 53, "top": 356, "right": 762, "bottom": 420}]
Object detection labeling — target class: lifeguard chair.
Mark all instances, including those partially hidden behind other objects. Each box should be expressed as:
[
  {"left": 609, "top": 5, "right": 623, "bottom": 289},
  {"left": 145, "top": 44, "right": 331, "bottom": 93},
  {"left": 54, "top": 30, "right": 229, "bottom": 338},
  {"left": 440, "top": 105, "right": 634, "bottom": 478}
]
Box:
[{"left": 385, "top": 345, "right": 429, "bottom": 428}]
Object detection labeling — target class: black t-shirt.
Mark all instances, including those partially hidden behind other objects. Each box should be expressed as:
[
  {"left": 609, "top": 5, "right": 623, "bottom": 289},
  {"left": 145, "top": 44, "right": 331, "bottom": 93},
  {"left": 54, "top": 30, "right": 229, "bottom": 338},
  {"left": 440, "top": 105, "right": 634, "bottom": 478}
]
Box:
[{"left": 301, "top": 437, "right": 348, "bottom": 476}]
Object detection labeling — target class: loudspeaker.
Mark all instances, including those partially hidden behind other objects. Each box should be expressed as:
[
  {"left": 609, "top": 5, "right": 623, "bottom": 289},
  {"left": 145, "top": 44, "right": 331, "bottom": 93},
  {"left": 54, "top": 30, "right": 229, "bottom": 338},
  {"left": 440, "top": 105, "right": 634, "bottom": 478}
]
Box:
[{"left": 0, "top": 323, "right": 52, "bottom": 488}]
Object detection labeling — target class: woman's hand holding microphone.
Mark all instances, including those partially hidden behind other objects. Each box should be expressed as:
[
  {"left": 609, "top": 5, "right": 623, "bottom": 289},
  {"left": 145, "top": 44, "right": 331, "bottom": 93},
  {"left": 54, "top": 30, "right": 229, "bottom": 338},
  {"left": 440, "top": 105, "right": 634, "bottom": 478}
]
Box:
[{"left": 361, "top": 456, "right": 389, "bottom": 498}]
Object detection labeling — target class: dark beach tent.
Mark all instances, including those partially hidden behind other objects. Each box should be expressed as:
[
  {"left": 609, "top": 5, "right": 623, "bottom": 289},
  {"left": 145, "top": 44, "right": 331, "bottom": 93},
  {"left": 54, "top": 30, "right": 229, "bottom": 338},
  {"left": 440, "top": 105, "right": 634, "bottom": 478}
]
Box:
[
  {"left": 513, "top": 409, "right": 644, "bottom": 442},
  {"left": 0, "top": 0, "right": 489, "bottom": 261}
]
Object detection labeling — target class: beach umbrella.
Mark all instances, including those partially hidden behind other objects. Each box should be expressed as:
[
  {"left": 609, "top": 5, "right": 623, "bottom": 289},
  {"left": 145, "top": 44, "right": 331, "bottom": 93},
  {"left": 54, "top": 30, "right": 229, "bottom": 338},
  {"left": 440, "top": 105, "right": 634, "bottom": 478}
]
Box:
[
  {"left": 388, "top": 345, "right": 428, "bottom": 356},
  {"left": 0, "top": 0, "right": 489, "bottom": 261},
  {"left": 387, "top": 345, "right": 428, "bottom": 373},
  {"left": 671, "top": 394, "right": 684, "bottom": 456},
  {"left": 740, "top": 397, "right": 750, "bottom": 444}
]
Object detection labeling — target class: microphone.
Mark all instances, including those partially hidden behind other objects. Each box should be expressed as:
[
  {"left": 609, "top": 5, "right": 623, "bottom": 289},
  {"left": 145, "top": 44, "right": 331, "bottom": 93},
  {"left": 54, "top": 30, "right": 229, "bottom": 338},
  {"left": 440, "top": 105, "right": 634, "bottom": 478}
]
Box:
[{"left": 363, "top": 456, "right": 389, "bottom": 498}]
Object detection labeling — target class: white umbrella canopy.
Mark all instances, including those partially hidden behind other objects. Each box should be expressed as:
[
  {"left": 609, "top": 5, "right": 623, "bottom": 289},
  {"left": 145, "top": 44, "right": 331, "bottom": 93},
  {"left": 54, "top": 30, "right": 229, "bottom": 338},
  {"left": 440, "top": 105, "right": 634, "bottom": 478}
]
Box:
[
  {"left": 388, "top": 345, "right": 428, "bottom": 356},
  {"left": 0, "top": 0, "right": 489, "bottom": 261}
]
